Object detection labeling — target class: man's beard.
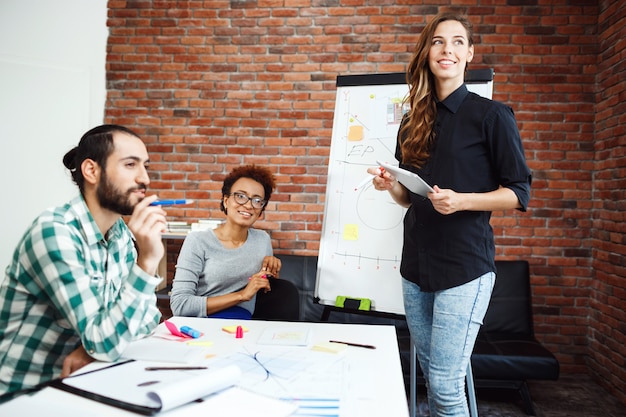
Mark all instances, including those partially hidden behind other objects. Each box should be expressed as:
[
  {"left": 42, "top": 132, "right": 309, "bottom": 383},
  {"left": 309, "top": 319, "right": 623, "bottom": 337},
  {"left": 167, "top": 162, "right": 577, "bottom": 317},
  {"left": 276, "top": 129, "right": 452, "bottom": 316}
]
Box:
[{"left": 97, "top": 171, "right": 146, "bottom": 216}]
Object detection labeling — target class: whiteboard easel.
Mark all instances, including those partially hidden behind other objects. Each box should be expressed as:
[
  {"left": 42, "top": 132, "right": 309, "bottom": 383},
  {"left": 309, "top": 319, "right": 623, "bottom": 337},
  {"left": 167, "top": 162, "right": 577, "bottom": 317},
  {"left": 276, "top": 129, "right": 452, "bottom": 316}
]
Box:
[{"left": 315, "top": 70, "right": 494, "bottom": 315}]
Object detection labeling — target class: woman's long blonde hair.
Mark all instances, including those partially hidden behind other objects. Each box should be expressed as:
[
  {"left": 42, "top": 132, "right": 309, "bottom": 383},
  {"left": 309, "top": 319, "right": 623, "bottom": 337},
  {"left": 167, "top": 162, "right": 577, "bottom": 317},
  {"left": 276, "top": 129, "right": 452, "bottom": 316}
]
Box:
[{"left": 400, "top": 12, "right": 474, "bottom": 168}]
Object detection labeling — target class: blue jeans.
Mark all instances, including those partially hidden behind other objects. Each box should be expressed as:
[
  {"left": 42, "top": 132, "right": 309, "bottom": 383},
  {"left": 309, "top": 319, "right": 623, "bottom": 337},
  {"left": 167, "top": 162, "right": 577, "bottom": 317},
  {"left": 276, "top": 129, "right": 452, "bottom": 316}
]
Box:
[
  {"left": 206, "top": 306, "right": 252, "bottom": 320},
  {"left": 403, "top": 272, "right": 495, "bottom": 417}
]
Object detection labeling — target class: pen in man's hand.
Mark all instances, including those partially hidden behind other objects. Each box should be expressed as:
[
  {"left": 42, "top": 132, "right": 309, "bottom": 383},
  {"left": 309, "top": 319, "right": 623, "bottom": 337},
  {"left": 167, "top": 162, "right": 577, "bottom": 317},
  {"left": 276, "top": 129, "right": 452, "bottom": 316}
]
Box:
[
  {"left": 149, "top": 199, "right": 194, "bottom": 206},
  {"left": 145, "top": 366, "right": 208, "bottom": 371}
]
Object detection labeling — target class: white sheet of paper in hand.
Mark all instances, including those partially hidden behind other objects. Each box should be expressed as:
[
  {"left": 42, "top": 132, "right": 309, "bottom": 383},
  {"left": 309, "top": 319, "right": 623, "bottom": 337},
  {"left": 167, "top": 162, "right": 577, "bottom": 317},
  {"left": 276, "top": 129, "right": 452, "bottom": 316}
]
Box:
[{"left": 376, "top": 160, "right": 434, "bottom": 197}]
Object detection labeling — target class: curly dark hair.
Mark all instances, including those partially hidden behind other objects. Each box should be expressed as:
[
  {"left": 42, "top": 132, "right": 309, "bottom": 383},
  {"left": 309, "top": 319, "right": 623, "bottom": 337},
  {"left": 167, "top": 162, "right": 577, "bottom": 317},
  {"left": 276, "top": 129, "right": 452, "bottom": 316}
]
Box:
[{"left": 220, "top": 165, "right": 276, "bottom": 214}]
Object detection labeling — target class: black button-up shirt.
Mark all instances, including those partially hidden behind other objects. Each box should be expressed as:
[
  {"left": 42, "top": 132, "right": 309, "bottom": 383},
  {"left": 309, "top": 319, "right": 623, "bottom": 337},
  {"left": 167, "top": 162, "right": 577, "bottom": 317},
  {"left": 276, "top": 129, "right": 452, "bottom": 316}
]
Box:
[{"left": 395, "top": 84, "right": 532, "bottom": 291}]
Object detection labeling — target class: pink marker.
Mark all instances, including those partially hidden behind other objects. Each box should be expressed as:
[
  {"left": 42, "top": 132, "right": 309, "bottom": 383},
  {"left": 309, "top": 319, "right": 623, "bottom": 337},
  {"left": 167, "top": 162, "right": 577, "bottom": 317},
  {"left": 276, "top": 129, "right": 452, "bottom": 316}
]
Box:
[
  {"left": 249, "top": 274, "right": 270, "bottom": 280},
  {"left": 235, "top": 325, "right": 244, "bottom": 339}
]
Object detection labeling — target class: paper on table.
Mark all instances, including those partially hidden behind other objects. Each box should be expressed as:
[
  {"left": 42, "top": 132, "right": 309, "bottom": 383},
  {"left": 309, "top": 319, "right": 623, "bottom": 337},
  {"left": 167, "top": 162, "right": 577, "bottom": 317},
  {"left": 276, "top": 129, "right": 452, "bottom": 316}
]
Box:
[
  {"left": 122, "top": 336, "right": 209, "bottom": 364},
  {"left": 312, "top": 341, "right": 348, "bottom": 353},
  {"left": 164, "top": 386, "right": 298, "bottom": 417},
  {"left": 0, "top": 385, "right": 298, "bottom": 417},
  {"left": 209, "top": 348, "right": 347, "bottom": 405},
  {"left": 55, "top": 360, "right": 241, "bottom": 414},
  {"left": 257, "top": 327, "right": 311, "bottom": 346},
  {"left": 149, "top": 365, "right": 241, "bottom": 411}
]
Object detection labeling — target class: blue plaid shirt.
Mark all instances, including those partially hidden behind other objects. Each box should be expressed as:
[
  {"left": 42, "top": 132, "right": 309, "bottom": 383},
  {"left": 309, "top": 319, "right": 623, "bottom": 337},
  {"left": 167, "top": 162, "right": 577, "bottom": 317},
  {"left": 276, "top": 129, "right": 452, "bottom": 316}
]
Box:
[{"left": 0, "top": 195, "right": 161, "bottom": 395}]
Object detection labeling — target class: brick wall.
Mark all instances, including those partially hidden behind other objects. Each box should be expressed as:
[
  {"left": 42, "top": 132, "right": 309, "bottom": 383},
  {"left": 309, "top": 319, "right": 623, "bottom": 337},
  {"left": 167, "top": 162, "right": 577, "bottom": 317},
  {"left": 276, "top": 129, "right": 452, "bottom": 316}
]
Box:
[
  {"left": 588, "top": 0, "right": 626, "bottom": 406},
  {"left": 105, "top": 0, "right": 625, "bottom": 405}
]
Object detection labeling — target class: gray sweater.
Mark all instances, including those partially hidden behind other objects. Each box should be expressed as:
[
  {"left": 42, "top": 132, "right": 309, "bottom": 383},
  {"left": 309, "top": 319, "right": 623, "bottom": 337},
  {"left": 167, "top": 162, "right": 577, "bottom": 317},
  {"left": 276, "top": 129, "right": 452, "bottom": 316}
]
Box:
[{"left": 170, "top": 228, "right": 272, "bottom": 317}]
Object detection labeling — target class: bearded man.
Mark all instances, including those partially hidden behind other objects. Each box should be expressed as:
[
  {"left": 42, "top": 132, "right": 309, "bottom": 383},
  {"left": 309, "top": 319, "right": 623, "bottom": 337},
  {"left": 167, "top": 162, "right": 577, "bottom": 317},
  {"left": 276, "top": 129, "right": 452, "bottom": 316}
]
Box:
[{"left": 0, "top": 125, "right": 167, "bottom": 399}]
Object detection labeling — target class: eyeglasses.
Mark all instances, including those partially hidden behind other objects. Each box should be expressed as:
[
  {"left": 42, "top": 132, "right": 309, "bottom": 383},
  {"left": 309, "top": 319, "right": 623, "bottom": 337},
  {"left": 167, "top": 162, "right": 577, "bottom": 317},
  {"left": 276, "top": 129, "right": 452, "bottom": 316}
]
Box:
[{"left": 229, "top": 192, "right": 267, "bottom": 209}]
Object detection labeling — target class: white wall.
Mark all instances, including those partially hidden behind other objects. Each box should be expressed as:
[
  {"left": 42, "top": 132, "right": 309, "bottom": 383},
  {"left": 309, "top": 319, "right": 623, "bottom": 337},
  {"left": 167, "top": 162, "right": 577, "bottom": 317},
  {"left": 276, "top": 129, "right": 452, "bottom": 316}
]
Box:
[{"left": 0, "top": 0, "right": 108, "bottom": 275}]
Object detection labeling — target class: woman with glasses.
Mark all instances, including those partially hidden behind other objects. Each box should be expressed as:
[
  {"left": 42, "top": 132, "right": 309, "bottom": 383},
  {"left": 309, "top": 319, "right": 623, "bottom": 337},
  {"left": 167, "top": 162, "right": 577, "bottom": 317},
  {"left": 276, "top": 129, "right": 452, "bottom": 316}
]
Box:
[{"left": 170, "top": 165, "right": 280, "bottom": 320}]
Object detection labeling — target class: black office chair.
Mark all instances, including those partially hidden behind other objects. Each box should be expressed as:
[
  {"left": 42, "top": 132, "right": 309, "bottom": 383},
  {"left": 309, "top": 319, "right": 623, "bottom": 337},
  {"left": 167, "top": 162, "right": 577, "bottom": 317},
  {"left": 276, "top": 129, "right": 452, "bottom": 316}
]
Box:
[{"left": 252, "top": 277, "right": 300, "bottom": 321}]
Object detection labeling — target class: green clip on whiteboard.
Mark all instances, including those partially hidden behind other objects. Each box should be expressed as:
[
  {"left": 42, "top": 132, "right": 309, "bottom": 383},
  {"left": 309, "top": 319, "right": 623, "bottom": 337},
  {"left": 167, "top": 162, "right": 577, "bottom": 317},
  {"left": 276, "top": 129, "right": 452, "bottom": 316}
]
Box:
[{"left": 314, "top": 70, "right": 494, "bottom": 315}]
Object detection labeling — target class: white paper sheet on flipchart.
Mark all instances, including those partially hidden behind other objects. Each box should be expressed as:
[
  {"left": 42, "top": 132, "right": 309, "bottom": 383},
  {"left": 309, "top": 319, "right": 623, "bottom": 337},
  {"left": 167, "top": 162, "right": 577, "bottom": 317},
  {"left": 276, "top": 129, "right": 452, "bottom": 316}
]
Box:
[{"left": 206, "top": 345, "right": 349, "bottom": 401}]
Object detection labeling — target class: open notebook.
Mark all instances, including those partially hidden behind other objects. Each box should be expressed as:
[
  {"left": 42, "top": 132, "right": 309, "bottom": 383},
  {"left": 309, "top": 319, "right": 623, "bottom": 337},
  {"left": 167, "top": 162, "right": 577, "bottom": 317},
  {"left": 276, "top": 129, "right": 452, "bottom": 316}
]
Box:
[{"left": 50, "top": 360, "right": 296, "bottom": 416}]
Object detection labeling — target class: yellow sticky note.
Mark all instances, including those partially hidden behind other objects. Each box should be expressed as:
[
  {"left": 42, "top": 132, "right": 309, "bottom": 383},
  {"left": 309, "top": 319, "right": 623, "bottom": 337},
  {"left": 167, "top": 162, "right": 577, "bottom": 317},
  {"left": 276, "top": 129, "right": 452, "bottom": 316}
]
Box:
[
  {"left": 186, "top": 340, "right": 214, "bottom": 347},
  {"left": 343, "top": 224, "right": 358, "bottom": 241},
  {"left": 312, "top": 342, "right": 348, "bottom": 354},
  {"left": 222, "top": 325, "right": 249, "bottom": 334}
]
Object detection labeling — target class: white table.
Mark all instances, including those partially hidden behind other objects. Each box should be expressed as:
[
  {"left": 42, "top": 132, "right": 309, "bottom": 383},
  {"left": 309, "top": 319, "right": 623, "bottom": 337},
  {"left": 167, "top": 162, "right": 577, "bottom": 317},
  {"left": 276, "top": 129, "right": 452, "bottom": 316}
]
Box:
[{"left": 0, "top": 317, "right": 409, "bottom": 417}]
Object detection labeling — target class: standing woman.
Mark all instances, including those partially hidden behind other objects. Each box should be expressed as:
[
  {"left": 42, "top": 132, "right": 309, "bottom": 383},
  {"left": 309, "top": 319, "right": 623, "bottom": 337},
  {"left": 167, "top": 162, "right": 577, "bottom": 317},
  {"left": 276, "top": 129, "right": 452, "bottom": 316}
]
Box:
[
  {"left": 369, "top": 12, "right": 531, "bottom": 417},
  {"left": 170, "top": 165, "right": 281, "bottom": 320}
]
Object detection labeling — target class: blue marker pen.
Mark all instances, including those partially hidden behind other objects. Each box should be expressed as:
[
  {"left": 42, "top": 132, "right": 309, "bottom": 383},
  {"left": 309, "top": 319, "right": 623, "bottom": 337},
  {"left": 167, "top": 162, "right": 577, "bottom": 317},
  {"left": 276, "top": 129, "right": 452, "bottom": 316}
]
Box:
[
  {"left": 150, "top": 199, "right": 194, "bottom": 206},
  {"left": 180, "top": 326, "right": 201, "bottom": 338}
]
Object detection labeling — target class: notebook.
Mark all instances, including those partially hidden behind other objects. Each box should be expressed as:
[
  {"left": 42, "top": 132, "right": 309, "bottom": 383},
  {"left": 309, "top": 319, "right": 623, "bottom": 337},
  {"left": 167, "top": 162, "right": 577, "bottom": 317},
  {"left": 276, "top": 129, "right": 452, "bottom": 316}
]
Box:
[{"left": 50, "top": 360, "right": 240, "bottom": 415}]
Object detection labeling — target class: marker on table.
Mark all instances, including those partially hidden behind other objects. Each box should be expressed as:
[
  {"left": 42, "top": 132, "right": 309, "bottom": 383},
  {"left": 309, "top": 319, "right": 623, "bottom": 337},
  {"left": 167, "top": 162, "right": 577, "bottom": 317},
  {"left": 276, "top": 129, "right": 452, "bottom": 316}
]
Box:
[
  {"left": 329, "top": 340, "right": 376, "bottom": 349},
  {"left": 180, "top": 325, "right": 201, "bottom": 338},
  {"left": 354, "top": 167, "right": 384, "bottom": 191},
  {"left": 150, "top": 199, "right": 194, "bottom": 206}
]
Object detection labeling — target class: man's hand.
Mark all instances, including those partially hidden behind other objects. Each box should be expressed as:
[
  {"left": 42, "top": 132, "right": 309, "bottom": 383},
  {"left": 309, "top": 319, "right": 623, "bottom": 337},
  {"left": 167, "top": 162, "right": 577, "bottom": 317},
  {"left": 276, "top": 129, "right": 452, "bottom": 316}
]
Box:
[
  {"left": 127, "top": 195, "right": 167, "bottom": 275},
  {"left": 61, "top": 344, "right": 95, "bottom": 378}
]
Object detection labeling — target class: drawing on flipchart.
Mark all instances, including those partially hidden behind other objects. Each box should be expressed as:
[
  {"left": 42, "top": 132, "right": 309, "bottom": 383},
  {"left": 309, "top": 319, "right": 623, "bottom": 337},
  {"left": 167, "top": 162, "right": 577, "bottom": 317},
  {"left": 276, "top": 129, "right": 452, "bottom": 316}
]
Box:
[
  {"left": 321, "top": 84, "right": 410, "bottom": 270},
  {"left": 315, "top": 81, "right": 410, "bottom": 314}
]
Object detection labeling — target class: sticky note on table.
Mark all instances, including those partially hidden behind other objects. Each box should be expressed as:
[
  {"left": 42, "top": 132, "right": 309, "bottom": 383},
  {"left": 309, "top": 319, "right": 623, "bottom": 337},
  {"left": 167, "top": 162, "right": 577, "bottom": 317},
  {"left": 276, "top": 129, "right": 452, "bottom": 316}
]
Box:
[
  {"left": 186, "top": 340, "right": 214, "bottom": 347},
  {"left": 312, "top": 342, "right": 348, "bottom": 354},
  {"left": 222, "top": 325, "right": 249, "bottom": 334}
]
